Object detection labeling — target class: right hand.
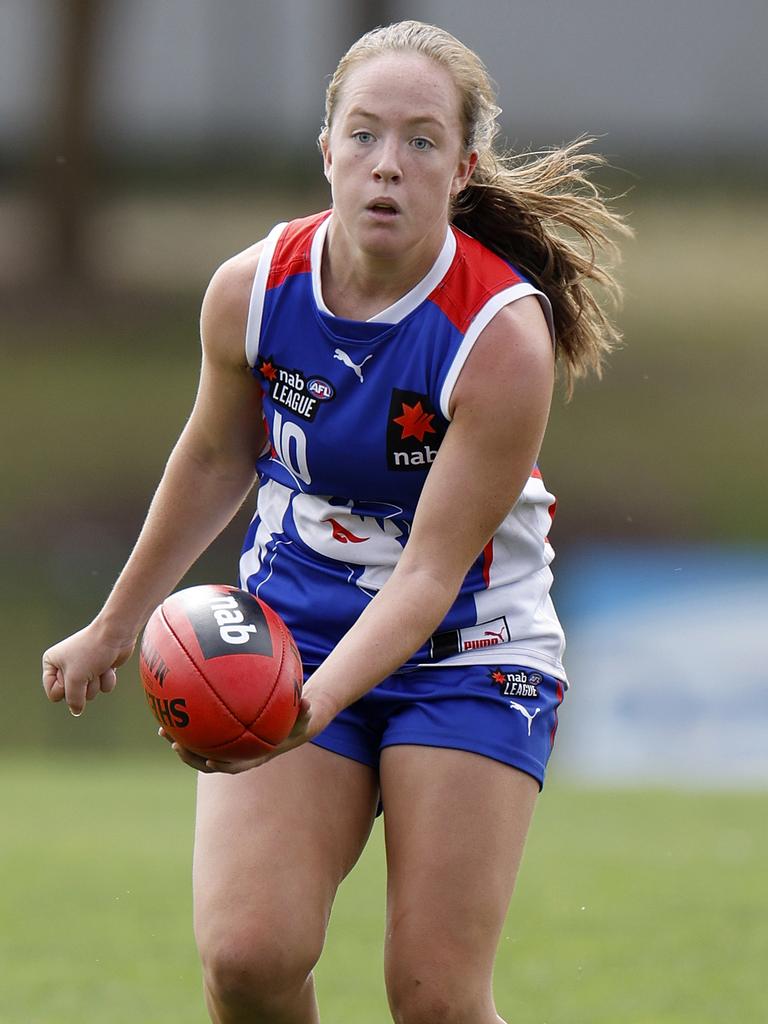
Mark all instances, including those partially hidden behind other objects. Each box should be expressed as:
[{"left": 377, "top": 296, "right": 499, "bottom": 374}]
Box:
[{"left": 42, "top": 620, "right": 136, "bottom": 718}]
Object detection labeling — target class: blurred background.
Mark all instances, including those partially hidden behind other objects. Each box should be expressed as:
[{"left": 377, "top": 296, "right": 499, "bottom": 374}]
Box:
[{"left": 2, "top": 3, "right": 767, "bottom": 1022}]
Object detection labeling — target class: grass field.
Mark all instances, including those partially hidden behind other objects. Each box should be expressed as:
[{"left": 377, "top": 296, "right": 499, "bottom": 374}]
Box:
[{"left": 3, "top": 757, "right": 766, "bottom": 1023}]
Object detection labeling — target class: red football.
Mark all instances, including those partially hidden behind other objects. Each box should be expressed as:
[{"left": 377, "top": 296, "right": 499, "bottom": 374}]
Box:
[{"left": 139, "top": 584, "right": 303, "bottom": 760}]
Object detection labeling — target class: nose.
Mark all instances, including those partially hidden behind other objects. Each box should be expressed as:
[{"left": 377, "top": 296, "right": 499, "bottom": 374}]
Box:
[{"left": 372, "top": 139, "right": 402, "bottom": 184}]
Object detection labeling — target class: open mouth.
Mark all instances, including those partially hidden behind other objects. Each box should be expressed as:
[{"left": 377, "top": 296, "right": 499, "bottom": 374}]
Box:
[{"left": 367, "top": 199, "right": 400, "bottom": 217}]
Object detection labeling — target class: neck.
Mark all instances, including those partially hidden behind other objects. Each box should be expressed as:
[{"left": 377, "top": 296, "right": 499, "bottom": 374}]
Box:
[{"left": 321, "top": 216, "right": 447, "bottom": 320}]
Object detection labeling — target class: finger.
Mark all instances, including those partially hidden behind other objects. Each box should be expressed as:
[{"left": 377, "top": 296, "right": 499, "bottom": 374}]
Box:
[
  {"left": 100, "top": 668, "right": 117, "bottom": 694},
  {"left": 42, "top": 659, "right": 65, "bottom": 702},
  {"left": 203, "top": 754, "right": 272, "bottom": 773},
  {"left": 86, "top": 675, "right": 101, "bottom": 702},
  {"left": 171, "top": 742, "right": 216, "bottom": 773},
  {"left": 64, "top": 676, "right": 87, "bottom": 718},
  {"left": 48, "top": 679, "right": 66, "bottom": 702},
  {"left": 286, "top": 701, "right": 312, "bottom": 740},
  {"left": 45, "top": 672, "right": 66, "bottom": 703}
]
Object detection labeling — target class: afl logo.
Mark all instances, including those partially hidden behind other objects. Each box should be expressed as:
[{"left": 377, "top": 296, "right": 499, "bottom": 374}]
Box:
[{"left": 307, "top": 377, "right": 334, "bottom": 401}]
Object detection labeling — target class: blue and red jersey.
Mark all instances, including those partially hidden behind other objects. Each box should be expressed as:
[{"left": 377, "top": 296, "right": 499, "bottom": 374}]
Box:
[{"left": 238, "top": 211, "right": 566, "bottom": 679}]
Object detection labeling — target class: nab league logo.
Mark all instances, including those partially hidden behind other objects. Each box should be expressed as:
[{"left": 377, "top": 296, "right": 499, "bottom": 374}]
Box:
[
  {"left": 489, "top": 669, "right": 543, "bottom": 699},
  {"left": 386, "top": 388, "right": 446, "bottom": 471},
  {"left": 258, "top": 356, "right": 334, "bottom": 421}
]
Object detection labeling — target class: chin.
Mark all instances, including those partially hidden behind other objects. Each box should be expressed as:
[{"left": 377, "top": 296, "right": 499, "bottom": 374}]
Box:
[{"left": 358, "top": 228, "right": 409, "bottom": 260}]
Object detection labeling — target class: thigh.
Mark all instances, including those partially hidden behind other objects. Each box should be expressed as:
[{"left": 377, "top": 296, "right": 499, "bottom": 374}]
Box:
[
  {"left": 194, "top": 742, "right": 379, "bottom": 957},
  {"left": 380, "top": 746, "right": 538, "bottom": 1008}
]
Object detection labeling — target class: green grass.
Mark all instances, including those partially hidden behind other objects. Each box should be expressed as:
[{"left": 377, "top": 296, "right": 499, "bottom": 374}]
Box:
[{"left": 3, "top": 758, "right": 766, "bottom": 1023}]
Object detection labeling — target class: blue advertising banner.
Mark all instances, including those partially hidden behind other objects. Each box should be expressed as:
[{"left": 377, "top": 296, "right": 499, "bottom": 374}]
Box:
[{"left": 553, "top": 545, "right": 768, "bottom": 787}]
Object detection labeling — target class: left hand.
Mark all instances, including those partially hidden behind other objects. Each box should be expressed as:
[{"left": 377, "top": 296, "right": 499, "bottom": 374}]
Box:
[{"left": 158, "top": 689, "right": 337, "bottom": 774}]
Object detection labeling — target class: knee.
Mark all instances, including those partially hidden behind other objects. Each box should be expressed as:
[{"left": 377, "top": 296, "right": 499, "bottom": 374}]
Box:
[
  {"left": 198, "top": 923, "right": 322, "bottom": 1016},
  {"left": 386, "top": 964, "right": 493, "bottom": 1024}
]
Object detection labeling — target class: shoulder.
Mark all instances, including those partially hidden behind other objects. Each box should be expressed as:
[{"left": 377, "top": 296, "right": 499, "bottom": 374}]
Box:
[
  {"left": 432, "top": 228, "right": 530, "bottom": 335},
  {"left": 200, "top": 240, "right": 266, "bottom": 368},
  {"left": 200, "top": 211, "right": 330, "bottom": 367},
  {"left": 449, "top": 296, "right": 554, "bottom": 419}
]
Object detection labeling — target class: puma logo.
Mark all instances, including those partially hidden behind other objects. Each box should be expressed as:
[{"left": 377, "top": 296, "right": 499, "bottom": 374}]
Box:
[
  {"left": 484, "top": 629, "right": 506, "bottom": 642},
  {"left": 334, "top": 348, "right": 373, "bottom": 383},
  {"left": 508, "top": 702, "right": 541, "bottom": 736}
]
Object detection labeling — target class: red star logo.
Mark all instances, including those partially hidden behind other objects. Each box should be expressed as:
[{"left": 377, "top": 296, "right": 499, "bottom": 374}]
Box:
[
  {"left": 259, "top": 359, "right": 277, "bottom": 382},
  {"left": 491, "top": 670, "right": 507, "bottom": 685},
  {"left": 392, "top": 401, "right": 436, "bottom": 443}
]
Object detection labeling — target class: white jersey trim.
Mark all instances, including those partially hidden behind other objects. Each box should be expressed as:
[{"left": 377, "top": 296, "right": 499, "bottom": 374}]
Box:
[
  {"left": 310, "top": 216, "right": 457, "bottom": 325},
  {"left": 245, "top": 221, "right": 288, "bottom": 368},
  {"left": 439, "top": 283, "right": 553, "bottom": 420}
]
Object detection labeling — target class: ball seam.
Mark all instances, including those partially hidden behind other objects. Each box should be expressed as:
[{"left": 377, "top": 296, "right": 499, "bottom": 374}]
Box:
[{"left": 158, "top": 604, "right": 245, "bottom": 730}]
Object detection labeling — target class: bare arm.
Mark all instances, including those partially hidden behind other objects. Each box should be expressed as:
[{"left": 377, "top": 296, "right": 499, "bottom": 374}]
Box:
[{"left": 42, "top": 243, "right": 266, "bottom": 716}]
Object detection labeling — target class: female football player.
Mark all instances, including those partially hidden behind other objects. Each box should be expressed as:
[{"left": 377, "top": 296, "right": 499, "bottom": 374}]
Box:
[{"left": 43, "top": 21, "right": 628, "bottom": 1024}]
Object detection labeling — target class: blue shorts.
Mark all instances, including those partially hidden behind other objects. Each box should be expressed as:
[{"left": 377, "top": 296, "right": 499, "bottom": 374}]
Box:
[{"left": 310, "top": 663, "right": 565, "bottom": 789}]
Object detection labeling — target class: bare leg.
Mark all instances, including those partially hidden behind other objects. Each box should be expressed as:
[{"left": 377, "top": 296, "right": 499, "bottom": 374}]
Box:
[
  {"left": 380, "top": 746, "right": 538, "bottom": 1024},
  {"left": 194, "top": 743, "right": 378, "bottom": 1023}
]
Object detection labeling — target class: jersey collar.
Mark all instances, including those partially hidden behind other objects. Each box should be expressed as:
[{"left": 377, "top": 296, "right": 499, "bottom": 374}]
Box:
[{"left": 311, "top": 216, "right": 456, "bottom": 325}]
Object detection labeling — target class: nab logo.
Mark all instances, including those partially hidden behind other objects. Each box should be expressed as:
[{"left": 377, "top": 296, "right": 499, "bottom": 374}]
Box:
[
  {"left": 186, "top": 591, "right": 273, "bottom": 660},
  {"left": 258, "top": 357, "right": 333, "bottom": 421},
  {"left": 386, "top": 389, "right": 445, "bottom": 471},
  {"left": 490, "top": 669, "right": 542, "bottom": 699}
]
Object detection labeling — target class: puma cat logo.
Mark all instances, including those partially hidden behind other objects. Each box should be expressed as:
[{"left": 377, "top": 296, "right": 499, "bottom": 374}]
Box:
[{"left": 333, "top": 348, "right": 373, "bottom": 383}]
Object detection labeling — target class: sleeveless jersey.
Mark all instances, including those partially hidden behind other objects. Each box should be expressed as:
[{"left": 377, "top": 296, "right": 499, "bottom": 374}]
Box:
[{"left": 238, "top": 211, "right": 567, "bottom": 681}]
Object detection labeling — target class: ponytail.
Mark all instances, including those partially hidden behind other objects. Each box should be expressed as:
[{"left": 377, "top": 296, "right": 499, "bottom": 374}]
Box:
[{"left": 452, "top": 137, "right": 631, "bottom": 395}]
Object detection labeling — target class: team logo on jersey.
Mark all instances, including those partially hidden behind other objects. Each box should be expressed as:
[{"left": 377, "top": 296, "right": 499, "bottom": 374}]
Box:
[
  {"left": 328, "top": 518, "right": 368, "bottom": 544},
  {"left": 258, "top": 356, "right": 334, "bottom": 421},
  {"left": 489, "top": 668, "right": 543, "bottom": 699},
  {"left": 430, "top": 617, "right": 510, "bottom": 660},
  {"left": 386, "top": 389, "right": 446, "bottom": 471},
  {"left": 307, "top": 377, "right": 334, "bottom": 401}
]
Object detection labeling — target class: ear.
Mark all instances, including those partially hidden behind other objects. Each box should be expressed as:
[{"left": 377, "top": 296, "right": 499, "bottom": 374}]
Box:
[
  {"left": 452, "top": 149, "right": 478, "bottom": 196},
  {"left": 319, "top": 130, "right": 332, "bottom": 183}
]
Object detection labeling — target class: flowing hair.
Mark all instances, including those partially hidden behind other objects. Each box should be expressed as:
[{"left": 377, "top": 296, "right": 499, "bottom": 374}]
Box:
[{"left": 321, "top": 20, "right": 632, "bottom": 394}]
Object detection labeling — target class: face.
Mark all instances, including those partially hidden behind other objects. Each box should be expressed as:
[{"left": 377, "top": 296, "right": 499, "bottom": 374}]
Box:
[{"left": 321, "top": 52, "right": 477, "bottom": 261}]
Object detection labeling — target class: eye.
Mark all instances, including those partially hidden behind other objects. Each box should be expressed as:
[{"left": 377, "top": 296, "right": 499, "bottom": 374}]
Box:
[
  {"left": 352, "top": 131, "right": 375, "bottom": 145},
  {"left": 410, "top": 137, "right": 434, "bottom": 151}
]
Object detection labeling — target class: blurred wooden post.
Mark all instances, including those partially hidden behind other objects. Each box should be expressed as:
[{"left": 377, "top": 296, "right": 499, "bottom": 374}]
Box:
[{"left": 46, "top": 0, "right": 101, "bottom": 283}]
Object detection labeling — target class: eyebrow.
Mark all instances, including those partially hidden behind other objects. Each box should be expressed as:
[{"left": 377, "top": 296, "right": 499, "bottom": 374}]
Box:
[{"left": 346, "top": 107, "right": 446, "bottom": 129}]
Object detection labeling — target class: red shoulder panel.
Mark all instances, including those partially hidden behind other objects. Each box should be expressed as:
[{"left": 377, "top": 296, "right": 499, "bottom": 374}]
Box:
[
  {"left": 428, "top": 228, "right": 523, "bottom": 333},
  {"left": 266, "top": 211, "right": 331, "bottom": 291}
]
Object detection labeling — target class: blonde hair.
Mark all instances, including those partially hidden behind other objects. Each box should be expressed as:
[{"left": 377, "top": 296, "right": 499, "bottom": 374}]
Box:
[{"left": 321, "top": 20, "right": 631, "bottom": 394}]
